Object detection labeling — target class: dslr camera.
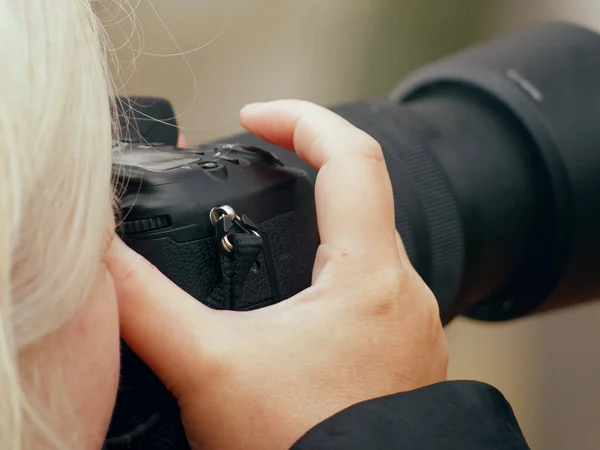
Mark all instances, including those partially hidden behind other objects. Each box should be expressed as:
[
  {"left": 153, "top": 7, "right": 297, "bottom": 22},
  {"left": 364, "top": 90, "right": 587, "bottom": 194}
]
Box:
[{"left": 105, "top": 22, "right": 600, "bottom": 450}]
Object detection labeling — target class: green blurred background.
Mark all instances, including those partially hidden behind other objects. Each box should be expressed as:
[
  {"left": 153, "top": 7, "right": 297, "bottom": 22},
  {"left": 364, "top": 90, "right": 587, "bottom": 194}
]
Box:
[{"left": 101, "top": 1, "right": 600, "bottom": 448}]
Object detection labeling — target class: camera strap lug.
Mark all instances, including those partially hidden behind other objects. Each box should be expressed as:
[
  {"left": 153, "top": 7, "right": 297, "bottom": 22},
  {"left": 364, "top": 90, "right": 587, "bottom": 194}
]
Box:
[
  {"left": 208, "top": 206, "right": 281, "bottom": 310},
  {"left": 210, "top": 205, "right": 260, "bottom": 254}
]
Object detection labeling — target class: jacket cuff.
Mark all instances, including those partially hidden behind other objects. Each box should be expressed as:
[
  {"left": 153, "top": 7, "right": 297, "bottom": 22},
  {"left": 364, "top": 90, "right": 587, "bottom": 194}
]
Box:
[{"left": 292, "top": 380, "right": 530, "bottom": 449}]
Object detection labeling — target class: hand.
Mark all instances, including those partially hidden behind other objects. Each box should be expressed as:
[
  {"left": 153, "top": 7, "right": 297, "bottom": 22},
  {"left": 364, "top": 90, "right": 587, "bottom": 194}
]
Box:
[{"left": 107, "top": 100, "right": 449, "bottom": 450}]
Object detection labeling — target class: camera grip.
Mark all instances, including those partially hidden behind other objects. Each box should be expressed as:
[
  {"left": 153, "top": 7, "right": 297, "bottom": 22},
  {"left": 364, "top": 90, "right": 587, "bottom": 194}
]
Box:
[
  {"left": 107, "top": 205, "right": 319, "bottom": 450},
  {"left": 125, "top": 236, "right": 219, "bottom": 305},
  {"left": 122, "top": 204, "right": 318, "bottom": 310}
]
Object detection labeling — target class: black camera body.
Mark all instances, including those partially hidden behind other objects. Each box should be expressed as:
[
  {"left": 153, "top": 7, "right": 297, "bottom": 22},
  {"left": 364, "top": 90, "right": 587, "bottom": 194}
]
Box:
[
  {"left": 107, "top": 141, "right": 319, "bottom": 448},
  {"left": 114, "top": 142, "right": 318, "bottom": 309}
]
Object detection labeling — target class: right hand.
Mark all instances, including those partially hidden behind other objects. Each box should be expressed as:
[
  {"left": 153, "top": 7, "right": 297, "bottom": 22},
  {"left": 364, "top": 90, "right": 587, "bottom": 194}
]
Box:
[{"left": 107, "top": 100, "right": 449, "bottom": 450}]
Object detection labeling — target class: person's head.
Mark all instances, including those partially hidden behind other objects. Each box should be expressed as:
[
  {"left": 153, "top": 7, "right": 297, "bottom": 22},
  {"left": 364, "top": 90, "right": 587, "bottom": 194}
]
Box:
[{"left": 0, "top": 0, "right": 120, "bottom": 448}]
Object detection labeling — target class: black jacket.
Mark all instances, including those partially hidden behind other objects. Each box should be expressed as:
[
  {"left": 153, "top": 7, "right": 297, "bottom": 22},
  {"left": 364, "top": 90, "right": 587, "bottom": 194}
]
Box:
[{"left": 292, "top": 381, "right": 530, "bottom": 449}]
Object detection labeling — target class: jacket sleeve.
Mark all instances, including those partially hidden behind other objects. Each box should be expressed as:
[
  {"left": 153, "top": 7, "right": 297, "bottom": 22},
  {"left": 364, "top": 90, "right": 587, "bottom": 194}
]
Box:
[{"left": 291, "top": 380, "right": 530, "bottom": 450}]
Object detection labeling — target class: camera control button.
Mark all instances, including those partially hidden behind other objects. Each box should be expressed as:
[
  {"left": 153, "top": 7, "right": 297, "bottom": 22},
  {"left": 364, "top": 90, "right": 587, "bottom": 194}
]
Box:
[
  {"left": 215, "top": 153, "right": 240, "bottom": 164},
  {"left": 201, "top": 161, "right": 220, "bottom": 169},
  {"left": 214, "top": 144, "right": 283, "bottom": 166},
  {"left": 201, "top": 161, "right": 228, "bottom": 180},
  {"left": 122, "top": 215, "right": 172, "bottom": 235}
]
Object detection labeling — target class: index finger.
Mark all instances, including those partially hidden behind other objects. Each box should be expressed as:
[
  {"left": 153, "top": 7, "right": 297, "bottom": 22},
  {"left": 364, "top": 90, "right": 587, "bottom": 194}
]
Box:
[
  {"left": 240, "top": 100, "right": 399, "bottom": 265},
  {"left": 106, "top": 237, "right": 221, "bottom": 395}
]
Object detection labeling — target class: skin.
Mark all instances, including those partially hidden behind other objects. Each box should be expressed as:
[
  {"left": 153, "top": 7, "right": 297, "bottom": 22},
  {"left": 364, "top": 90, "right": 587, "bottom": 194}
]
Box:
[
  {"left": 19, "top": 265, "right": 120, "bottom": 449},
  {"left": 24, "top": 100, "right": 449, "bottom": 449}
]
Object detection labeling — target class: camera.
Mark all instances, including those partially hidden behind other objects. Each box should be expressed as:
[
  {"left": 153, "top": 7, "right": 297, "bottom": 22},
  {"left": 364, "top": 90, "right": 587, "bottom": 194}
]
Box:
[
  {"left": 106, "top": 139, "right": 319, "bottom": 449},
  {"left": 111, "top": 140, "right": 319, "bottom": 312},
  {"left": 106, "top": 21, "right": 600, "bottom": 450}
]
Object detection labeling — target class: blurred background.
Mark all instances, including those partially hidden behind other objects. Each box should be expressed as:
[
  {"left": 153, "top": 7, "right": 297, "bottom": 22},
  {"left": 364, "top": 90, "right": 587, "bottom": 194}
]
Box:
[{"left": 101, "top": 1, "right": 600, "bottom": 448}]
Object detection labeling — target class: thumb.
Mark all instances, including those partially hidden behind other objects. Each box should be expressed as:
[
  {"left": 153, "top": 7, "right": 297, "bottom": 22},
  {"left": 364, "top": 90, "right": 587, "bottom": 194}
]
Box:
[{"left": 106, "top": 237, "right": 221, "bottom": 393}]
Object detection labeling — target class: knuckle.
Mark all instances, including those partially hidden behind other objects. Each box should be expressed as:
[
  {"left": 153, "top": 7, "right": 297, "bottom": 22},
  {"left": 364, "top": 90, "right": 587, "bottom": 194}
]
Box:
[
  {"left": 295, "top": 113, "right": 324, "bottom": 150},
  {"left": 420, "top": 287, "right": 442, "bottom": 322},
  {"left": 382, "top": 269, "right": 443, "bottom": 328},
  {"left": 377, "top": 266, "right": 406, "bottom": 299},
  {"left": 354, "top": 134, "right": 385, "bottom": 163},
  {"left": 294, "top": 113, "right": 314, "bottom": 141},
  {"left": 360, "top": 266, "right": 407, "bottom": 316},
  {"left": 362, "top": 265, "right": 449, "bottom": 384},
  {"left": 411, "top": 281, "right": 443, "bottom": 330}
]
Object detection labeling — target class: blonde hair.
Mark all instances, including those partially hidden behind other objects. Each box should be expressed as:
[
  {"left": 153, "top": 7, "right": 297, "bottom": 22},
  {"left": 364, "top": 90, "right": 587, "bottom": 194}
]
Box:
[{"left": 0, "top": 0, "right": 114, "bottom": 448}]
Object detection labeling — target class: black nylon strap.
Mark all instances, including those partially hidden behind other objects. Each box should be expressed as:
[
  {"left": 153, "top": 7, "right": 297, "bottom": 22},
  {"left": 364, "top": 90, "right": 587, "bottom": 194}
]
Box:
[{"left": 205, "top": 232, "right": 264, "bottom": 311}]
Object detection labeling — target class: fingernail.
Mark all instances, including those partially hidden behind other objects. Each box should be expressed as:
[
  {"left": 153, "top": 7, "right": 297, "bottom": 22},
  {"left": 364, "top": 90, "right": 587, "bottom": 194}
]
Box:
[{"left": 241, "top": 102, "right": 267, "bottom": 115}]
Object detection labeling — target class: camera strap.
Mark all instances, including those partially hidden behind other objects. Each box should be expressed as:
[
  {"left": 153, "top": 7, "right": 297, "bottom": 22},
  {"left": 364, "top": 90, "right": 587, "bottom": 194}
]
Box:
[{"left": 206, "top": 206, "right": 281, "bottom": 310}]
